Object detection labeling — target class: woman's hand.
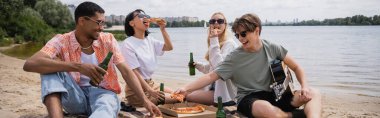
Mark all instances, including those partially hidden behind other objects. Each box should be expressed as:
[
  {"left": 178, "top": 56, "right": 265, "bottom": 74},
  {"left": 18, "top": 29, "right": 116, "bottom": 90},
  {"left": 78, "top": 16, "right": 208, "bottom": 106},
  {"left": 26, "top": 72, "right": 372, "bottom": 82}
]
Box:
[
  {"left": 188, "top": 62, "right": 197, "bottom": 67},
  {"left": 147, "top": 88, "right": 165, "bottom": 102},
  {"left": 156, "top": 19, "right": 167, "bottom": 29},
  {"left": 209, "top": 28, "right": 219, "bottom": 38},
  {"left": 174, "top": 88, "right": 189, "bottom": 97}
]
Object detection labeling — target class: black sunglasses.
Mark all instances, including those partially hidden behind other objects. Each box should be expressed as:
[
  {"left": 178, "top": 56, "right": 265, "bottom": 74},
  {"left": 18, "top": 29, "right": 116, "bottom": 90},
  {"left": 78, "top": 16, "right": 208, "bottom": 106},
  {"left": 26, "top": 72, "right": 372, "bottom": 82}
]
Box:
[
  {"left": 209, "top": 19, "right": 225, "bottom": 24},
  {"left": 134, "top": 13, "right": 151, "bottom": 19},
  {"left": 235, "top": 31, "right": 247, "bottom": 39}
]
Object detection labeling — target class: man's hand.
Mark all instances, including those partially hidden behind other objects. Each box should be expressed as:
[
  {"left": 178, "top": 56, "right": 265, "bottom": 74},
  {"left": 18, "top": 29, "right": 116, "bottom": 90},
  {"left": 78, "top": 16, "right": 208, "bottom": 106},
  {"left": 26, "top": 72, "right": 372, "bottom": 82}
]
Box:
[
  {"left": 147, "top": 88, "right": 165, "bottom": 102},
  {"left": 143, "top": 100, "right": 162, "bottom": 117},
  {"left": 299, "top": 87, "right": 312, "bottom": 102},
  {"left": 78, "top": 63, "right": 106, "bottom": 86}
]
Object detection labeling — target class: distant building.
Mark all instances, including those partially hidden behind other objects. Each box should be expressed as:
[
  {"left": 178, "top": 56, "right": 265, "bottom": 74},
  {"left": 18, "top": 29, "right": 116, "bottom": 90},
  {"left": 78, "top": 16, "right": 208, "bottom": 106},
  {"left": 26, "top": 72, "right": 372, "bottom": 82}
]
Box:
[
  {"left": 162, "top": 16, "right": 198, "bottom": 22},
  {"left": 104, "top": 15, "right": 199, "bottom": 25},
  {"left": 105, "top": 16, "right": 112, "bottom": 23},
  {"left": 110, "top": 14, "right": 116, "bottom": 24}
]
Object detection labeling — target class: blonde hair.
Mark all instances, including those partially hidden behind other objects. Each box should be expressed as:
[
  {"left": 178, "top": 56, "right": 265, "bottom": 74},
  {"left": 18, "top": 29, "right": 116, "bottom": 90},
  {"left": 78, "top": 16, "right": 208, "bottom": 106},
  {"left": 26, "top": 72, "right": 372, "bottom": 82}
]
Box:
[{"left": 205, "top": 12, "right": 229, "bottom": 61}]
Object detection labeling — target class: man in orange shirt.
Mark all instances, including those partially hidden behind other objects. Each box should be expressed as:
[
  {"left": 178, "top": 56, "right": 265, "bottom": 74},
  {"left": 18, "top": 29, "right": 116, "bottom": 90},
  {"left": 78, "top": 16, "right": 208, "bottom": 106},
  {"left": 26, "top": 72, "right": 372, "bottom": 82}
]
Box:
[{"left": 23, "top": 2, "right": 161, "bottom": 118}]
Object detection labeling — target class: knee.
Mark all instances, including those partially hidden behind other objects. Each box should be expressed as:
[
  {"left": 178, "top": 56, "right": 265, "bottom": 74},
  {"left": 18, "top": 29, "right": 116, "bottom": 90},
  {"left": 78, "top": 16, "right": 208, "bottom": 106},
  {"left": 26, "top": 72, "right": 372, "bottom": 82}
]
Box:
[
  {"left": 252, "top": 100, "right": 280, "bottom": 118},
  {"left": 40, "top": 72, "right": 69, "bottom": 85},
  {"left": 110, "top": 95, "right": 121, "bottom": 113},
  {"left": 43, "top": 93, "right": 61, "bottom": 105},
  {"left": 100, "top": 94, "right": 120, "bottom": 111},
  {"left": 106, "top": 94, "right": 120, "bottom": 106},
  {"left": 309, "top": 88, "right": 321, "bottom": 99},
  {"left": 185, "top": 93, "right": 196, "bottom": 102}
]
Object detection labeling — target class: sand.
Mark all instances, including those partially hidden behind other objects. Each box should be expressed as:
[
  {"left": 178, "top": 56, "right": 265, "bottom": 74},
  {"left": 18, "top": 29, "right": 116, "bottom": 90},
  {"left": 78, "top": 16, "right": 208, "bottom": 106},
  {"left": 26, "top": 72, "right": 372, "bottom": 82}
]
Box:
[{"left": 0, "top": 50, "right": 379, "bottom": 117}]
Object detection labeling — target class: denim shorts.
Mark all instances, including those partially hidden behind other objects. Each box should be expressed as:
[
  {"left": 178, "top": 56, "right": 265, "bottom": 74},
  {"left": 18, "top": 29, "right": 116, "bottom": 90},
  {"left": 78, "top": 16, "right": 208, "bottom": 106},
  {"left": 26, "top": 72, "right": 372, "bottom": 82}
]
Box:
[{"left": 40, "top": 72, "right": 120, "bottom": 117}]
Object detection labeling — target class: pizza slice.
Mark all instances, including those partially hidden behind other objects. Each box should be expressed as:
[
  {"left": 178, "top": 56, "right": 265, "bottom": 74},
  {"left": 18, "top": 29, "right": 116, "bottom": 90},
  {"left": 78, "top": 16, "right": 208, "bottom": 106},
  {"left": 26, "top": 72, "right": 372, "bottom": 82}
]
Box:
[
  {"left": 170, "top": 93, "right": 185, "bottom": 103},
  {"left": 149, "top": 18, "right": 164, "bottom": 23}
]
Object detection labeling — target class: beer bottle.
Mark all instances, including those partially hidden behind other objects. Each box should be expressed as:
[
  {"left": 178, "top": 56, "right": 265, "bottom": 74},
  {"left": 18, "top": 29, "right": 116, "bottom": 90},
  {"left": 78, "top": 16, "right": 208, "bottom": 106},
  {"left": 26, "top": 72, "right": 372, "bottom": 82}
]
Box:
[
  {"left": 189, "top": 52, "right": 196, "bottom": 76},
  {"left": 158, "top": 83, "right": 165, "bottom": 105},
  {"left": 216, "top": 96, "right": 226, "bottom": 118},
  {"left": 99, "top": 51, "right": 113, "bottom": 70},
  {"left": 90, "top": 51, "right": 113, "bottom": 86}
]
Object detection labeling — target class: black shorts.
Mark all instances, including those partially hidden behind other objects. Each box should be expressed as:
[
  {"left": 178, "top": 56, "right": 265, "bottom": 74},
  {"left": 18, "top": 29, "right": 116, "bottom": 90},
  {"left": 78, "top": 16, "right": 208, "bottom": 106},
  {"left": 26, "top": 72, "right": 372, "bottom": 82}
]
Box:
[{"left": 237, "top": 91, "right": 297, "bottom": 118}]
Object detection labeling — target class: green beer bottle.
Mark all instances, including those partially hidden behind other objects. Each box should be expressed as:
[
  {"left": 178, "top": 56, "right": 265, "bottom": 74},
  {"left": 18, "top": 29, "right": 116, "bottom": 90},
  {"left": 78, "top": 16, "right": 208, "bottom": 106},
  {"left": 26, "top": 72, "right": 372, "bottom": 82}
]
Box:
[
  {"left": 90, "top": 51, "right": 113, "bottom": 86},
  {"left": 216, "top": 96, "right": 226, "bottom": 118},
  {"left": 99, "top": 51, "right": 113, "bottom": 70},
  {"left": 189, "top": 52, "right": 196, "bottom": 76},
  {"left": 158, "top": 83, "right": 165, "bottom": 105}
]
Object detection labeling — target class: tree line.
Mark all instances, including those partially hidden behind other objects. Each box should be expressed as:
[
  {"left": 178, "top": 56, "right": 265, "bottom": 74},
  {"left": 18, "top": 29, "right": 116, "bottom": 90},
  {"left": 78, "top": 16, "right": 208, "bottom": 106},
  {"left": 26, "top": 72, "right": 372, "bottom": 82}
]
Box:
[
  {"left": 161, "top": 20, "right": 206, "bottom": 27},
  {"left": 265, "top": 15, "right": 380, "bottom": 26},
  {"left": 0, "top": 0, "right": 74, "bottom": 45}
]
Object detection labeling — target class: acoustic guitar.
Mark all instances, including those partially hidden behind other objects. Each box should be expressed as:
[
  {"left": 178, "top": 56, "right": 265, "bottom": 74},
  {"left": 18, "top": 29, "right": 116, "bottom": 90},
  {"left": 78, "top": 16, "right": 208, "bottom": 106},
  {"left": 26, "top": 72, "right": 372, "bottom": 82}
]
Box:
[{"left": 269, "top": 60, "right": 295, "bottom": 101}]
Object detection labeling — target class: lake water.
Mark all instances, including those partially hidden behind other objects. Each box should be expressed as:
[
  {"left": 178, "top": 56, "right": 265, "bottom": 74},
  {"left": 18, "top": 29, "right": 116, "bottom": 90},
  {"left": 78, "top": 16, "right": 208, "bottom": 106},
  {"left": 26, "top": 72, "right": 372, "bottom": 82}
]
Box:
[
  {"left": 4, "top": 26, "right": 379, "bottom": 97},
  {"left": 143, "top": 26, "right": 380, "bottom": 97}
]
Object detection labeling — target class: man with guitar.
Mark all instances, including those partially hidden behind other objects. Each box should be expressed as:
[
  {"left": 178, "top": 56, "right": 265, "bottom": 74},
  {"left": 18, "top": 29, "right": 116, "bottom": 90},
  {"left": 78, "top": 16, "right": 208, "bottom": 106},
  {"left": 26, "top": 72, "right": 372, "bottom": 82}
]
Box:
[{"left": 175, "top": 13, "right": 322, "bottom": 118}]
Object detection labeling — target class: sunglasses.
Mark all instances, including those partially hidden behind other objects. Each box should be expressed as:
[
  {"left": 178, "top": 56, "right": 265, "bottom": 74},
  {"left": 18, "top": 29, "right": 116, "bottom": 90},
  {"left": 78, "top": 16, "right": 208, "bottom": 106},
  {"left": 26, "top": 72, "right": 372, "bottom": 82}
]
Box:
[
  {"left": 84, "top": 16, "right": 106, "bottom": 26},
  {"left": 235, "top": 31, "right": 247, "bottom": 39},
  {"left": 209, "top": 19, "right": 225, "bottom": 24},
  {"left": 134, "top": 13, "right": 151, "bottom": 19}
]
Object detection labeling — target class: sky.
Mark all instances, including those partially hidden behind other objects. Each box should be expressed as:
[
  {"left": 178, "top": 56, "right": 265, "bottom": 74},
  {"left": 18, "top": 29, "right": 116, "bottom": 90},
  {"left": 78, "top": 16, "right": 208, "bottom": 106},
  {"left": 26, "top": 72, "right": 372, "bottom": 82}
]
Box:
[{"left": 60, "top": 0, "right": 380, "bottom": 22}]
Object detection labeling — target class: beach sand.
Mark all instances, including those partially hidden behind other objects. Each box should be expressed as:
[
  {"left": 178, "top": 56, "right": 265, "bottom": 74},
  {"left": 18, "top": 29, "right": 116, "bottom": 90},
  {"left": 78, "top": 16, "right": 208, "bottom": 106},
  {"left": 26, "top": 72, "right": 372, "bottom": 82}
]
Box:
[{"left": 0, "top": 51, "right": 379, "bottom": 117}]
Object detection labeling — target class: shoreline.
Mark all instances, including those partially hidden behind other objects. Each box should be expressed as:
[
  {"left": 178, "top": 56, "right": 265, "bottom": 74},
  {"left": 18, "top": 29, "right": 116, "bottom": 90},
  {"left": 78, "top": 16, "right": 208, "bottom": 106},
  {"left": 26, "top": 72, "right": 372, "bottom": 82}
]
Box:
[{"left": 0, "top": 48, "right": 379, "bottom": 117}]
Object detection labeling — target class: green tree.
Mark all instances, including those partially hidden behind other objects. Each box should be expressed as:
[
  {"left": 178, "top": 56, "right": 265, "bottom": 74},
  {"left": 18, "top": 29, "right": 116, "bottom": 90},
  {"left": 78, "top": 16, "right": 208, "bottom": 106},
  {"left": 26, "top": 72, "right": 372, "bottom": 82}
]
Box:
[
  {"left": 16, "top": 7, "right": 54, "bottom": 42},
  {"left": 0, "top": 28, "right": 7, "bottom": 40},
  {"left": 373, "top": 15, "right": 380, "bottom": 25},
  {"left": 0, "top": 0, "right": 24, "bottom": 31},
  {"left": 106, "top": 22, "right": 113, "bottom": 28},
  {"left": 34, "top": 0, "right": 74, "bottom": 29},
  {"left": 23, "top": 0, "right": 37, "bottom": 8},
  {"left": 171, "top": 21, "right": 178, "bottom": 27}
]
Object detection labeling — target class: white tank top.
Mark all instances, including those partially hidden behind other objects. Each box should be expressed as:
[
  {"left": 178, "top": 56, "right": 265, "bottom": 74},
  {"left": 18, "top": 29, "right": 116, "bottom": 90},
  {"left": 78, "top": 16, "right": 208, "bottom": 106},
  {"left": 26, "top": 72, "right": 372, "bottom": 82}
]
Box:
[{"left": 79, "top": 52, "right": 98, "bottom": 86}]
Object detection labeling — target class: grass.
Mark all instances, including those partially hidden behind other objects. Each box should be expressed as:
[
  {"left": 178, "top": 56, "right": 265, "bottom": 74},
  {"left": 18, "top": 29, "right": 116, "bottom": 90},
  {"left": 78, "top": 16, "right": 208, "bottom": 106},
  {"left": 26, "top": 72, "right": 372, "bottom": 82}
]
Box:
[
  {"left": 104, "top": 30, "right": 126, "bottom": 41},
  {"left": 0, "top": 38, "right": 14, "bottom": 47}
]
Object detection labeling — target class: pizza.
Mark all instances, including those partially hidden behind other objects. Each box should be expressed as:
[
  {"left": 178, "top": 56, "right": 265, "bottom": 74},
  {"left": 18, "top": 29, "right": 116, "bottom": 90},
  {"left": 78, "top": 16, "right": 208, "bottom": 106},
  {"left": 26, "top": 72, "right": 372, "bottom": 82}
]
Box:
[
  {"left": 170, "top": 93, "right": 185, "bottom": 102},
  {"left": 172, "top": 105, "right": 206, "bottom": 114},
  {"left": 149, "top": 18, "right": 164, "bottom": 23}
]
